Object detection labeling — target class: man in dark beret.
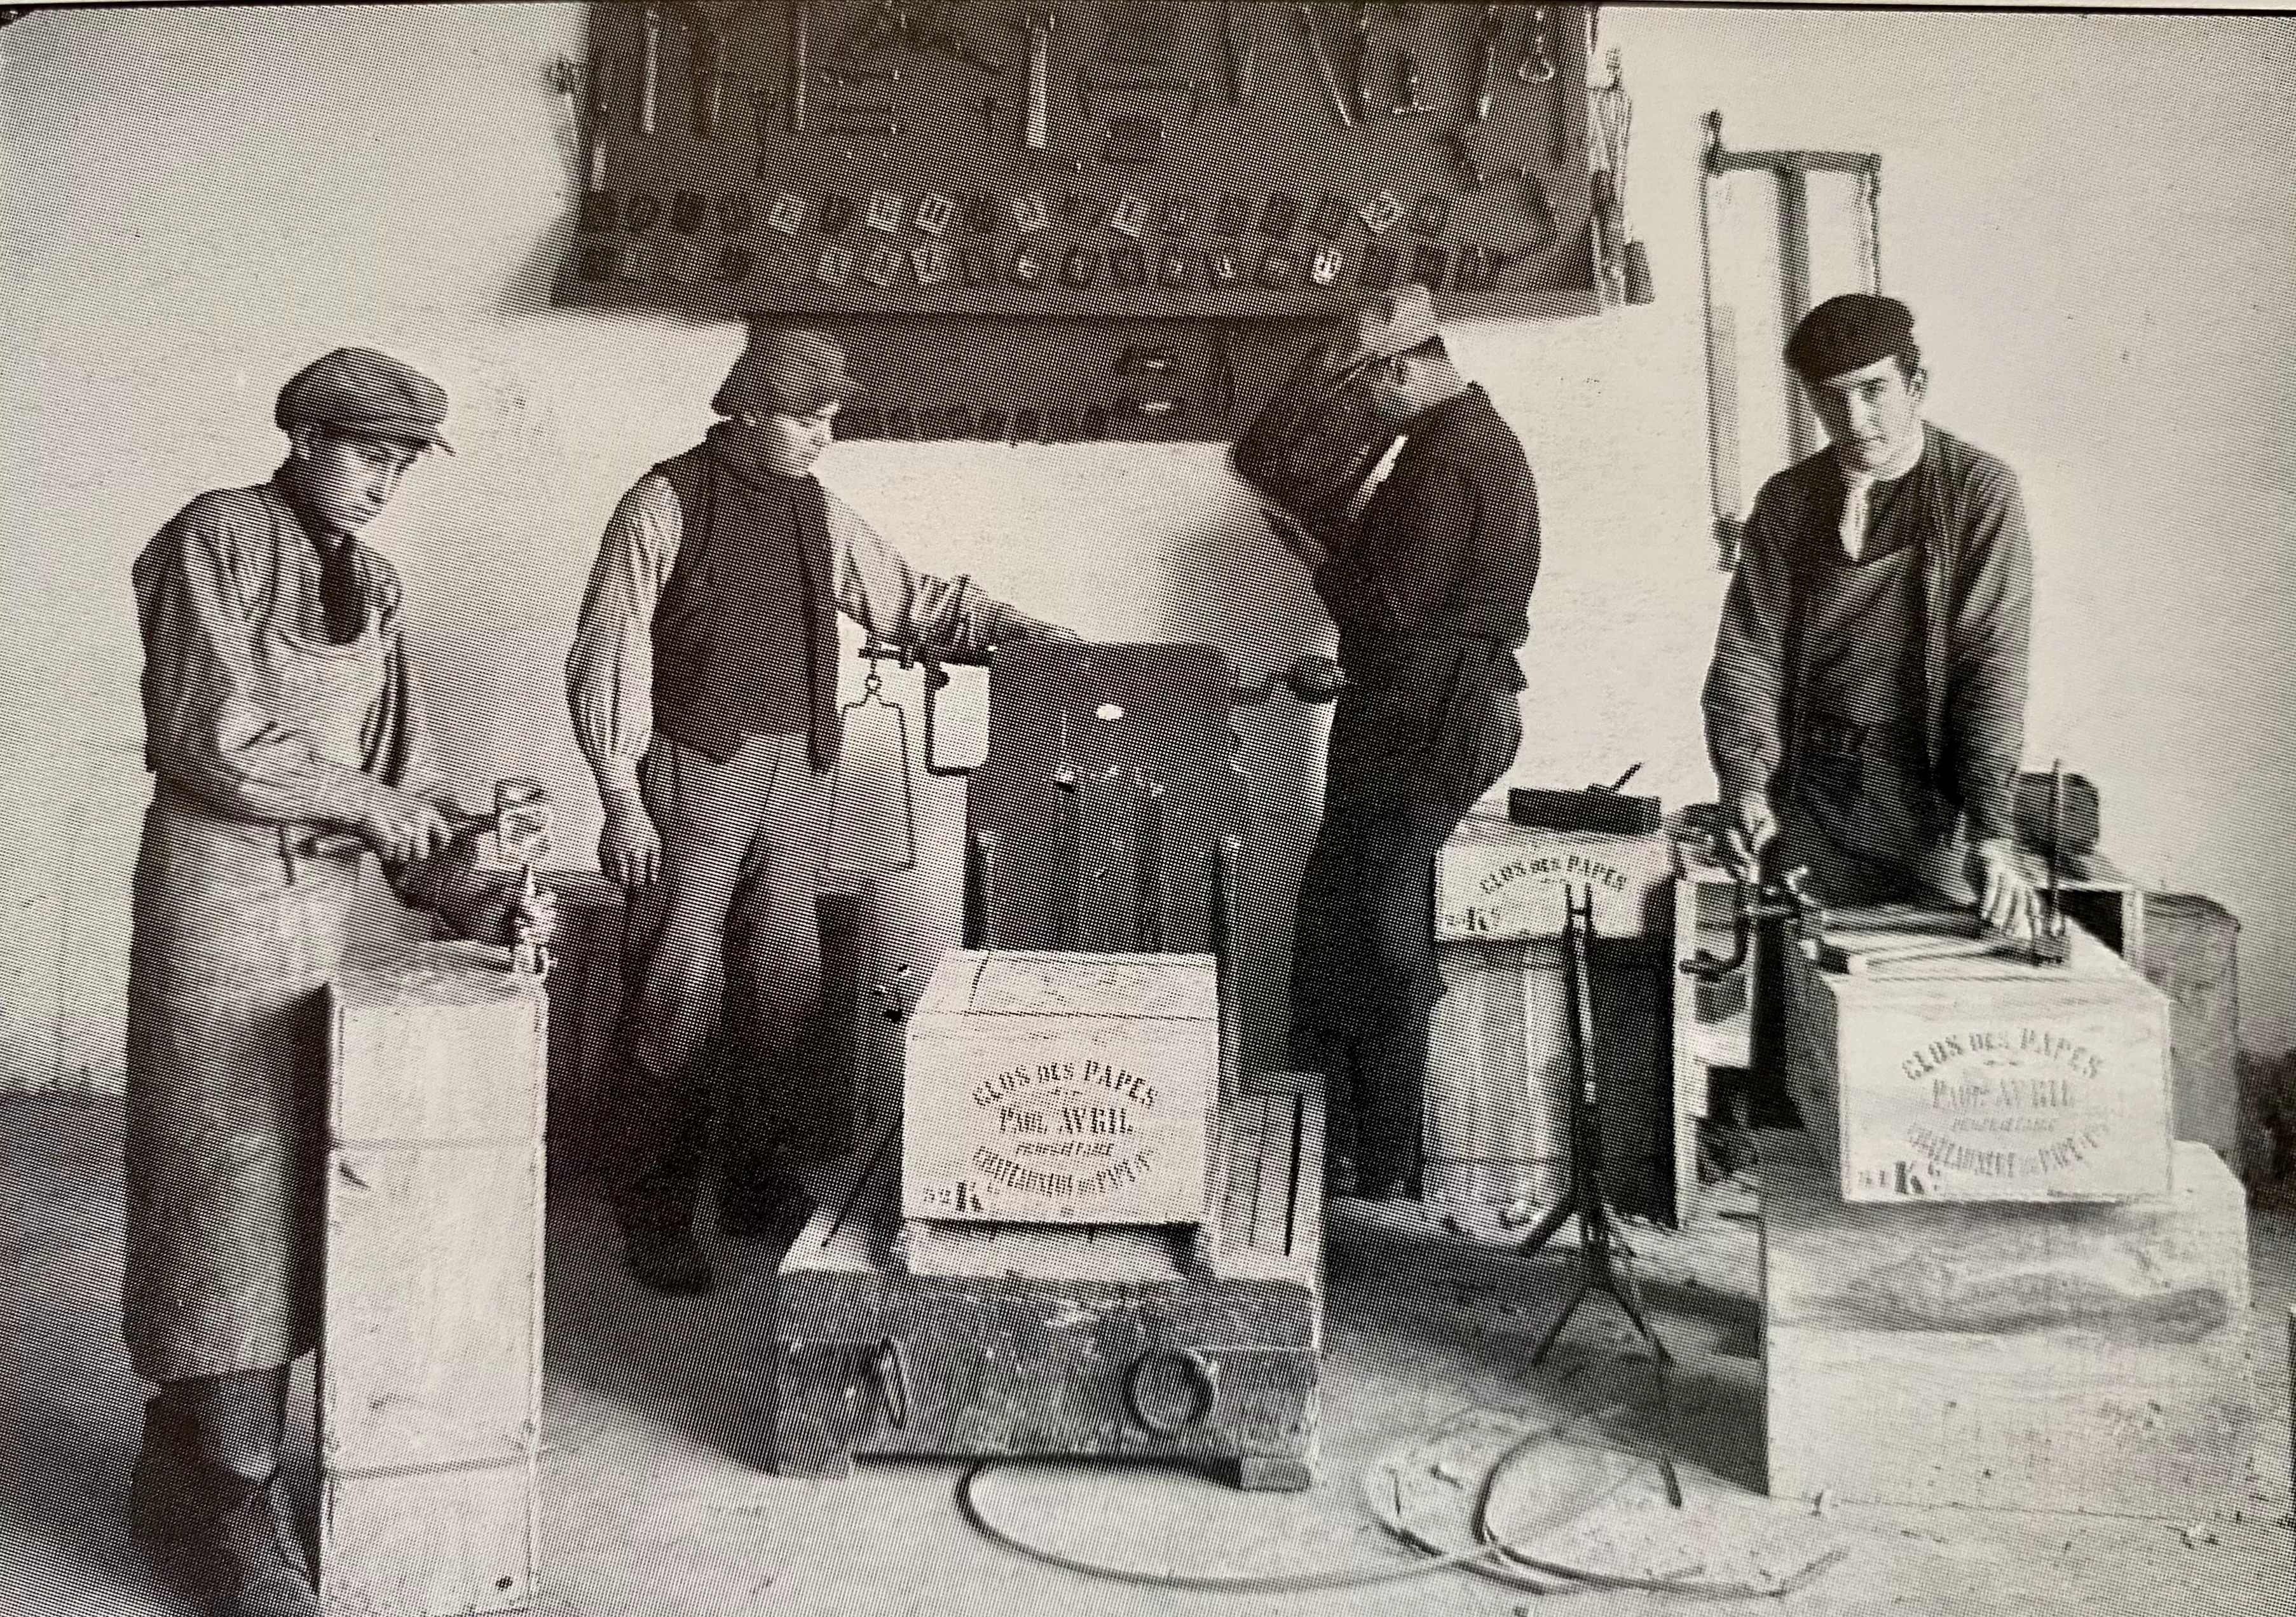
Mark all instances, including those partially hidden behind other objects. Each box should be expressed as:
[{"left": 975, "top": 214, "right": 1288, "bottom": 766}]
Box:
[
  {"left": 1268, "top": 283, "right": 1541, "bottom": 1201},
  {"left": 1703, "top": 294, "right": 2039, "bottom": 939},
  {"left": 124, "top": 346, "right": 552, "bottom": 1616},
  {"left": 568, "top": 327, "right": 1076, "bottom": 1295}
]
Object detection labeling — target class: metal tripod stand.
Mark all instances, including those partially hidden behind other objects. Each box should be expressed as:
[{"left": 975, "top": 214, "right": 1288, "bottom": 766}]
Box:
[{"left": 1517, "top": 884, "right": 1683, "bottom": 1503}]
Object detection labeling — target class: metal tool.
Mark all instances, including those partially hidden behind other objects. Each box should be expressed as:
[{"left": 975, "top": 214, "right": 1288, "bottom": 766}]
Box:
[
  {"left": 1348, "top": 3, "right": 1374, "bottom": 123},
  {"left": 489, "top": 780, "right": 554, "bottom": 978},
  {"left": 581, "top": 48, "right": 613, "bottom": 192},
  {"left": 1471, "top": 3, "right": 1503, "bottom": 121},
  {"left": 1440, "top": 127, "right": 1489, "bottom": 191},
  {"left": 787, "top": 0, "right": 810, "bottom": 132},
  {"left": 639, "top": 1, "right": 664, "bottom": 134},
  {"left": 1515, "top": 4, "right": 1556, "bottom": 83},
  {"left": 1220, "top": 0, "right": 1254, "bottom": 104},
  {"left": 1682, "top": 866, "right": 1824, "bottom": 982},
  {"left": 1518, "top": 886, "right": 1686, "bottom": 1511},
  {"left": 678, "top": 7, "right": 727, "bottom": 139},
  {"left": 1290, "top": 4, "right": 1355, "bottom": 129},
  {"left": 1010, "top": 10, "right": 1055, "bottom": 150},
  {"left": 1389, "top": 50, "right": 1432, "bottom": 116},
  {"left": 1704, "top": 111, "right": 1883, "bottom": 464}
]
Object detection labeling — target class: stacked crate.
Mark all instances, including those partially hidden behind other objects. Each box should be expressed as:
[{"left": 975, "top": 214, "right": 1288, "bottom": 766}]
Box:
[{"left": 1763, "top": 913, "right": 2267, "bottom": 1517}]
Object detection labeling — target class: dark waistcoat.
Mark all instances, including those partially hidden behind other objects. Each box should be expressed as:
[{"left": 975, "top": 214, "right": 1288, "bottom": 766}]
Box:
[{"left": 650, "top": 440, "right": 842, "bottom": 770}]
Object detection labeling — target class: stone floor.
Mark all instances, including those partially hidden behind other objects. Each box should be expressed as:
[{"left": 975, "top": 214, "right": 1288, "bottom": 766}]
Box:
[{"left": 3, "top": 1091, "right": 2289, "bottom": 1617}]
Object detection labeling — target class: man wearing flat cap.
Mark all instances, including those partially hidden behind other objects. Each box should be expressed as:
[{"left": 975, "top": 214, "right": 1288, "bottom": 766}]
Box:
[
  {"left": 1704, "top": 293, "right": 2039, "bottom": 939},
  {"left": 568, "top": 326, "right": 1075, "bottom": 1295},
  {"left": 1270, "top": 284, "right": 1541, "bottom": 1201},
  {"left": 123, "top": 348, "right": 552, "bottom": 1617}
]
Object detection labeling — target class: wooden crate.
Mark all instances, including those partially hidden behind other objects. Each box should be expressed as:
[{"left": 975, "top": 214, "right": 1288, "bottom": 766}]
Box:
[
  {"left": 1784, "top": 917, "right": 2172, "bottom": 1203},
  {"left": 322, "top": 941, "right": 546, "bottom": 1617},
  {"left": 1761, "top": 1131, "right": 2265, "bottom": 1517},
  {"left": 1435, "top": 810, "right": 1675, "bottom": 942},
  {"left": 1423, "top": 936, "right": 1674, "bottom": 1225},
  {"left": 903, "top": 950, "right": 1217, "bottom": 1225},
  {"left": 777, "top": 1075, "right": 1322, "bottom": 1491}
]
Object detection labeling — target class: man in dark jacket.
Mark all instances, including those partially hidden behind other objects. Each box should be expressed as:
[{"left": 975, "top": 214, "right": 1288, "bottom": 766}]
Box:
[
  {"left": 568, "top": 329, "right": 1074, "bottom": 1294},
  {"left": 1704, "top": 294, "right": 2037, "bottom": 935},
  {"left": 1274, "top": 285, "right": 1541, "bottom": 1200}
]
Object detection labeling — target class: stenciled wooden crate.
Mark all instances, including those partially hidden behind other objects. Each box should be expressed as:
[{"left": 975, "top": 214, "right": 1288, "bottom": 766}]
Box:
[
  {"left": 1784, "top": 915, "right": 2172, "bottom": 1203},
  {"left": 1761, "top": 1131, "right": 2265, "bottom": 1518},
  {"left": 321, "top": 941, "right": 546, "bottom": 1617},
  {"left": 903, "top": 950, "right": 1217, "bottom": 1225},
  {"left": 779, "top": 1074, "right": 1323, "bottom": 1491},
  {"left": 1435, "top": 811, "right": 1676, "bottom": 942}
]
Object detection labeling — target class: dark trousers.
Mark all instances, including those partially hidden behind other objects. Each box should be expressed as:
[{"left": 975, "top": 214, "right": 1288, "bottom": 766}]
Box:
[{"left": 1290, "top": 669, "right": 1522, "bottom": 1189}]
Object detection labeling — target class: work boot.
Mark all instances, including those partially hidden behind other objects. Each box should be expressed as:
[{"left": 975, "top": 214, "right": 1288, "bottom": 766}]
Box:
[
  {"left": 130, "top": 1393, "right": 202, "bottom": 1546},
  {"left": 716, "top": 1158, "right": 816, "bottom": 1242},
  {"left": 188, "top": 1470, "right": 317, "bottom": 1617},
  {"left": 616, "top": 1196, "right": 714, "bottom": 1295}
]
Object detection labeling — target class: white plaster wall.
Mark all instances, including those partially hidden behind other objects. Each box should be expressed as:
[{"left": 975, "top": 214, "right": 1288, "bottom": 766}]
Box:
[{"left": 4, "top": 4, "right": 2292, "bottom": 1093}]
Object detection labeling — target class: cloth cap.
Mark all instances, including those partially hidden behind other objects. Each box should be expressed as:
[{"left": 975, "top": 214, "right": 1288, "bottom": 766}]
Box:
[
  {"left": 275, "top": 347, "right": 453, "bottom": 451},
  {"left": 713, "top": 329, "right": 854, "bottom": 418},
  {"left": 1334, "top": 283, "right": 1441, "bottom": 372},
  {"left": 1785, "top": 294, "right": 1916, "bottom": 381}
]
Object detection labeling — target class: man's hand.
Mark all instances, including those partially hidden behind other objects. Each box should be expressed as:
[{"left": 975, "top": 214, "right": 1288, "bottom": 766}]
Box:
[
  {"left": 359, "top": 788, "right": 456, "bottom": 867},
  {"left": 1719, "top": 788, "right": 1777, "bottom": 883},
  {"left": 441, "top": 871, "right": 562, "bottom": 950},
  {"left": 1264, "top": 509, "right": 1330, "bottom": 573},
  {"left": 1971, "top": 837, "right": 2039, "bottom": 941},
  {"left": 600, "top": 795, "right": 663, "bottom": 888}
]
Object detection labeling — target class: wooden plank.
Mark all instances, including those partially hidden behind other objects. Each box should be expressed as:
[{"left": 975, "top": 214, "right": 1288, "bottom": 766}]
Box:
[
  {"left": 2140, "top": 893, "right": 2241, "bottom": 1166},
  {"left": 1761, "top": 1134, "right": 2263, "bottom": 1517},
  {"left": 903, "top": 950, "right": 1217, "bottom": 1225},
  {"left": 1435, "top": 812, "right": 1676, "bottom": 941},
  {"left": 319, "top": 1461, "right": 536, "bottom": 1617},
  {"left": 1784, "top": 917, "right": 2173, "bottom": 1203},
  {"left": 1424, "top": 940, "right": 1568, "bottom": 1210}
]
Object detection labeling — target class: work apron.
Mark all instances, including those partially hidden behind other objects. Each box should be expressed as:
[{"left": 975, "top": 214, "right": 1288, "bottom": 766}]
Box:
[{"left": 123, "top": 608, "right": 395, "bottom": 1383}]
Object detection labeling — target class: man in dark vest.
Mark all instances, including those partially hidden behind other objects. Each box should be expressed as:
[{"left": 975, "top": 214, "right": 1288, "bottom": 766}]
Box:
[
  {"left": 568, "top": 329, "right": 1075, "bottom": 1293},
  {"left": 1704, "top": 293, "right": 2039, "bottom": 934},
  {"left": 1273, "top": 285, "right": 1541, "bottom": 1201}
]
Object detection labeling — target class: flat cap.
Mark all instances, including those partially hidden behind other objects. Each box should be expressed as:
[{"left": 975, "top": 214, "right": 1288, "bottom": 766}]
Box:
[
  {"left": 713, "top": 329, "right": 854, "bottom": 419},
  {"left": 1785, "top": 294, "right": 1916, "bottom": 381},
  {"left": 275, "top": 347, "right": 453, "bottom": 451},
  {"left": 1334, "top": 282, "right": 1441, "bottom": 372}
]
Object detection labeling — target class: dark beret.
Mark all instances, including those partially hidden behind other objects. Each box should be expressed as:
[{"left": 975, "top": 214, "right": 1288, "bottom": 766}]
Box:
[
  {"left": 1784, "top": 294, "right": 1916, "bottom": 381},
  {"left": 713, "top": 329, "right": 854, "bottom": 418},
  {"left": 275, "top": 347, "right": 453, "bottom": 451}
]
